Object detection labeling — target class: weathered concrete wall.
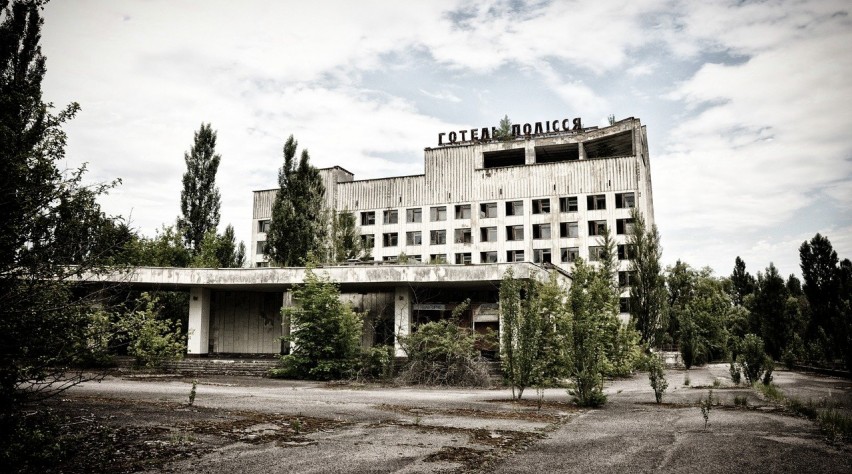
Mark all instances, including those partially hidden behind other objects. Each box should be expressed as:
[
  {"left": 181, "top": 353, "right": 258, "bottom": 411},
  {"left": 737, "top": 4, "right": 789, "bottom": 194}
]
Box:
[{"left": 209, "top": 291, "right": 283, "bottom": 354}]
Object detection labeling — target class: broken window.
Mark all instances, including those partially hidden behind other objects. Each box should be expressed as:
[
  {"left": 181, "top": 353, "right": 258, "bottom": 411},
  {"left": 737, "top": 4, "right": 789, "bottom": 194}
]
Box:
[
  {"left": 406, "top": 208, "right": 422, "bottom": 223},
  {"left": 616, "top": 218, "right": 634, "bottom": 235},
  {"left": 618, "top": 270, "right": 637, "bottom": 287},
  {"left": 533, "top": 223, "right": 551, "bottom": 239},
  {"left": 589, "top": 246, "right": 605, "bottom": 261},
  {"left": 361, "top": 211, "right": 376, "bottom": 226},
  {"left": 583, "top": 130, "right": 634, "bottom": 159},
  {"left": 430, "top": 206, "right": 447, "bottom": 222},
  {"left": 587, "top": 194, "right": 606, "bottom": 210},
  {"left": 480, "top": 251, "right": 498, "bottom": 263},
  {"left": 617, "top": 244, "right": 635, "bottom": 260},
  {"left": 430, "top": 254, "right": 447, "bottom": 263},
  {"left": 383, "top": 209, "right": 398, "bottom": 224},
  {"left": 382, "top": 233, "right": 398, "bottom": 247},
  {"left": 455, "top": 204, "right": 471, "bottom": 219},
  {"left": 430, "top": 229, "right": 446, "bottom": 245},
  {"left": 532, "top": 198, "right": 551, "bottom": 214},
  {"left": 256, "top": 241, "right": 266, "bottom": 255},
  {"left": 506, "top": 250, "right": 525, "bottom": 262},
  {"left": 533, "top": 248, "right": 552, "bottom": 264},
  {"left": 534, "top": 143, "right": 579, "bottom": 163},
  {"left": 258, "top": 220, "right": 271, "bottom": 233},
  {"left": 615, "top": 192, "right": 635, "bottom": 209},
  {"left": 560, "top": 222, "right": 579, "bottom": 238},
  {"left": 588, "top": 220, "right": 607, "bottom": 236},
  {"left": 480, "top": 202, "right": 498, "bottom": 218},
  {"left": 559, "top": 196, "right": 578, "bottom": 212},
  {"left": 382, "top": 255, "right": 398, "bottom": 263},
  {"left": 455, "top": 253, "right": 472, "bottom": 264},
  {"left": 406, "top": 231, "right": 422, "bottom": 246},
  {"left": 480, "top": 227, "right": 498, "bottom": 242},
  {"left": 619, "top": 297, "right": 630, "bottom": 313},
  {"left": 506, "top": 200, "right": 524, "bottom": 216},
  {"left": 408, "top": 254, "right": 422, "bottom": 262},
  {"left": 506, "top": 225, "right": 524, "bottom": 241},
  {"left": 561, "top": 247, "right": 579, "bottom": 263},
  {"left": 361, "top": 234, "right": 375, "bottom": 248},
  {"left": 483, "top": 148, "right": 525, "bottom": 168},
  {"left": 454, "top": 228, "right": 472, "bottom": 244}
]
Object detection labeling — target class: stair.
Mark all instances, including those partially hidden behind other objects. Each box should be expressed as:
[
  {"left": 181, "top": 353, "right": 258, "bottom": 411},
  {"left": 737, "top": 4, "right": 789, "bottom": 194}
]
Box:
[{"left": 161, "top": 357, "right": 280, "bottom": 377}]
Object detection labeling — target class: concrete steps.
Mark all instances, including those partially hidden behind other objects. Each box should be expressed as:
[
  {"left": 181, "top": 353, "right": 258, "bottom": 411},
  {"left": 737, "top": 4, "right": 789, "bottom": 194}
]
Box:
[{"left": 161, "top": 358, "right": 280, "bottom": 377}]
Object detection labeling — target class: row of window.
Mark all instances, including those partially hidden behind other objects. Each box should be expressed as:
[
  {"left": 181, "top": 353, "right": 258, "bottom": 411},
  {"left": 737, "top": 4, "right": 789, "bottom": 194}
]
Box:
[
  {"left": 374, "top": 245, "right": 636, "bottom": 265},
  {"left": 362, "top": 218, "right": 634, "bottom": 248},
  {"left": 359, "top": 193, "right": 635, "bottom": 226}
]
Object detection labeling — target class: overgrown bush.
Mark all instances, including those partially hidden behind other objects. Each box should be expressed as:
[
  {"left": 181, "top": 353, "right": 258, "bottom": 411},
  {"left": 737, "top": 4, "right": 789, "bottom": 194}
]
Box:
[
  {"left": 397, "top": 300, "right": 491, "bottom": 387},
  {"left": 274, "top": 268, "right": 363, "bottom": 380},
  {"left": 729, "top": 361, "right": 742, "bottom": 385},
  {"left": 120, "top": 293, "right": 185, "bottom": 368},
  {"left": 738, "top": 334, "right": 772, "bottom": 385},
  {"left": 647, "top": 353, "right": 668, "bottom": 404},
  {"left": 357, "top": 345, "right": 396, "bottom": 381}
]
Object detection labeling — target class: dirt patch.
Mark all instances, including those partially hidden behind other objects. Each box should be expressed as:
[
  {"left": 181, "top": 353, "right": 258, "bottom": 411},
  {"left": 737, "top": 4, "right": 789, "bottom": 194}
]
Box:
[
  {"left": 41, "top": 396, "right": 347, "bottom": 473},
  {"left": 379, "top": 403, "right": 568, "bottom": 423}
]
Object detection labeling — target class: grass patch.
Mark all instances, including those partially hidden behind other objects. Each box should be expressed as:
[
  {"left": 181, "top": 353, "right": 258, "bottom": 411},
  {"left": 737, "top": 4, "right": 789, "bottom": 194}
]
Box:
[
  {"left": 754, "top": 382, "right": 784, "bottom": 402},
  {"left": 818, "top": 410, "right": 852, "bottom": 442}
]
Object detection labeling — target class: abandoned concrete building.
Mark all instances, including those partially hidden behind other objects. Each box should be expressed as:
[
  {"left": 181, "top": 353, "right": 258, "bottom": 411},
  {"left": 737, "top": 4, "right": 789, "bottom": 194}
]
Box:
[{"left": 98, "top": 117, "right": 655, "bottom": 358}]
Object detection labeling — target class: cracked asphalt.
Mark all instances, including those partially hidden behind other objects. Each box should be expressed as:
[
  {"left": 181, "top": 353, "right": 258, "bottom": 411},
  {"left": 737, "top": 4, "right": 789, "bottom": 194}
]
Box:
[{"left": 64, "top": 365, "right": 851, "bottom": 473}]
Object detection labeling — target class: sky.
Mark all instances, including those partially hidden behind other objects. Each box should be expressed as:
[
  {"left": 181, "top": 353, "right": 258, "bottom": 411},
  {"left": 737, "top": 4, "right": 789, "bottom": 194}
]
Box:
[{"left": 39, "top": 0, "right": 851, "bottom": 278}]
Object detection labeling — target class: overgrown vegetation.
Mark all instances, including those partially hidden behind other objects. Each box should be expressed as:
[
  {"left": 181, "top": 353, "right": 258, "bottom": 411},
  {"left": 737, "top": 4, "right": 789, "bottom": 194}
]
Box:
[
  {"left": 699, "top": 390, "right": 714, "bottom": 430},
  {"left": 398, "top": 300, "right": 492, "bottom": 387},
  {"left": 120, "top": 293, "right": 187, "bottom": 368},
  {"left": 735, "top": 334, "right": 773, "bottom": 385},
  {"left": 647, "top": 353, "right": 668, "bottom": 404},
  {"left": 271, "top": 266, "right": 363, "bottom": 380}
]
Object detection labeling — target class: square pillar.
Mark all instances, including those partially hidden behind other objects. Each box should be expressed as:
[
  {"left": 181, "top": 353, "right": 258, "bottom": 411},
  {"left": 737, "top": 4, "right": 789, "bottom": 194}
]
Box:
[
  {"left": 282, "top": 290, "right": 293, "bottom": 355},
  {"left": 187, "top": 287, "right": 210, "bottom": 356},
  {"left": 394, "top": 286, "right": 412, "bottom": 357}
]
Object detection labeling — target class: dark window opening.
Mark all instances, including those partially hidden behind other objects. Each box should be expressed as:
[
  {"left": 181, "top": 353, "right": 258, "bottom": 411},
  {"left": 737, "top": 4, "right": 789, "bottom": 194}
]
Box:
[
  {"left": 587, "top": 194, "right": 606, "bottom": 210},
  {"left": 616, "top": 192, "right": 636, "bottom": 209},
  {"left": 483, "top": 148, "right": 525, "bottom": 168},
  {"left": 559, "top": 196, "right": 578, "bottom": 212},
  {"left": 583, "top": 131, "right": 634, "bottom": 159},
  {"left": 535, "top": 143, "right": 580, "bottom": 163}
]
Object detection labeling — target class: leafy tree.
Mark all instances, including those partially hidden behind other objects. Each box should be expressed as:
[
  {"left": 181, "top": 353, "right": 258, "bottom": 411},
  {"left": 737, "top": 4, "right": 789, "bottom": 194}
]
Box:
[
  {"left": 0, "top": 0, "right": 121, "bottom": 417},
  {"left": 266, "top": 135, "right": 327, "bottom": 266},
  {"left": 668, "top": 265, "right": 730, "bottom": 368},
  {"left": 730, "top": 256, "right": 755, "bottom": 307},
  {"left": 127, "top": 224, "right": 191, "bottom": 267},
  {"left": 118, "top": 293, "right": 186, "bottom": 368},
  {"left": 274, "top": 267, "right": 362, "bottom": 380},
  {"left": 750, "top": 263, "right": 793, "bottom": 360},
  {"left": 500, "top": 271, "right": 568, "bottom": 399},
  {"left": 178, "top": 123, "right": 221, "bottom": 253},
  {"left": 566, "top": 258, "right": 613, "bottom": 407},
  {"left": 647, "top": 353, "right": 668, "bottom": 404},
  {"left": 628, "top": 208, "right": 667, "bottom": 346},
  {"left": 799, "top": 233, "right": 845, "bottom": 362},
  {"left": 737, "top": 334, "right": 772, "bottom": 385},
  {"left": 190, "top": 225, "right": 245, "bottom": 268},
  {"left": 327, "top": 210, "right": 364, "bottom": 262}
]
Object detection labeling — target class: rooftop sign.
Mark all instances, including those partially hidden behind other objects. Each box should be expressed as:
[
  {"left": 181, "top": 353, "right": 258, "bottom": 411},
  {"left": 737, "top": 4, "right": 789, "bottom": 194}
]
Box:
[{"left": 438, "top": 117, "right": 582, "bottom": 146}]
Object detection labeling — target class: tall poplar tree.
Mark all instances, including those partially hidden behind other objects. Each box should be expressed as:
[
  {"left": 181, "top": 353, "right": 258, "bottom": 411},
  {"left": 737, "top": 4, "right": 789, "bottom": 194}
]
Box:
[
  {"left": 265, "top": 135, "right": 326, "bottom": 266},
  {"left": 627, "top": 208, "right": 666, "bottom": 346},
  {"left": 178, "top": 123, "right": 221, "bottom": 253}
]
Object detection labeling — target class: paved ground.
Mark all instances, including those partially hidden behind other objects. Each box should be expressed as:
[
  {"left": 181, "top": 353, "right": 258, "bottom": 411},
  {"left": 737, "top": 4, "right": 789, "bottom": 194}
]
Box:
[{"left": 63, "top": 365, "right": 851, "bottom": 473}]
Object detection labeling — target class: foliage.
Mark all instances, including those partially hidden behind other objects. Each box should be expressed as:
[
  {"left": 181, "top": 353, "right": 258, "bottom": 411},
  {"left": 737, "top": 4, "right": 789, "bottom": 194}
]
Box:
[
  {"left": 178, "top": 123, "right": 221, "bottom": 253},
  {"left": 737, "top": 333, "right": 772, "bottom": 385},
  {"left": 188, "top": 379, "right": 197, "bottom": 406},
  {"left": 750, "top": 263, "right": 794, "bottom": 360},
  {"left": 119, "top": 293, "right": 186, "bottom": 368},
  {"left": 500, "top": 271, "right": 568, "bottom": 399},
  {"left": 276, "top": 267, "right": 362, "bottom": 380},
  {"left": 357, "top": 345, "right": 395, "bottom": 381},
  {"left": 628, "top": 209, "right": 667, "bottom": 346},
  {"left": 0, "top": 0, "right": 123, "bottom": 416},
  {"left": 729, "top": 361, "right": 741, "bottom": 385},
  {"left": 818, "top": 409, "right": 852, "bottom": 443},
  {"left": 565, "top": 258, "right": 612, "bottom": 407},
  {"left": 327, "top": 210, "right": 364, "bottom": 262},
  {"left": 190, "top": 225, "right": 245, "bottom": 268},
  {"left": 730, "top": 256, "right": 755, "bottom": 307},
  {"left": 265, "top": 135, "right": 327, "bottom": 266},
  {"left": 667, "top": 264, "right": 730, "bottom": 368},
  {"left": 494, "top": 114, "right": 512, "bottom": 140},
  {"left": 699, "top": 390, "right": 714, "bottom": 430},
  {"left": 647, "top": 353, "right": 668, "bottom": 404},
  {"left": 398, "top": 300, "right": 491, "bottom": 387},
  {"left": 127, "top": 224, "right": 191, "bottom": 267}
]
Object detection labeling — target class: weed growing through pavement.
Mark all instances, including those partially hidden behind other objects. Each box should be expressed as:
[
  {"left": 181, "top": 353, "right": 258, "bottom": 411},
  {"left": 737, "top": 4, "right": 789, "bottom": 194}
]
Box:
[
  {"left": 188, "top": 379, "right": 198, "bottom": 406},
  {"left": 291, "top": 418, "right": 301, "bottom": 435},
  {"left": 734, "top": 395, "right": 748, "bottom": 407},
  {"left": 683, "top": 373, "right": 690, "bottom": 387},
  {"left": 699, "top": 390, "right": 714, "bottom": 430}
]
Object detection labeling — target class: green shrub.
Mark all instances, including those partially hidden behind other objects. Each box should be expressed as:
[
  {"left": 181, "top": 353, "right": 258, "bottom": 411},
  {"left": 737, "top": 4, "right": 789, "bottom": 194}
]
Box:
[
  {"left": 738, "top": 334, "right": 772, "bottom": 385},
  {"left": 275, "top": 268, "right": 363, "bottom": 380},
  {"left": 818, "top": 409, "right": 852, "bottom": 442},
  {"left": 397, "top": 300, "right": 491, "bottom": 387},
  {"left": 358, "top": 345, "right": 395, "bottom": 381},
  {"left": 699, "top": 390, "right": 714, "bottom": 430},
  {"left": 755, "top": 382, "right": 784, "bottom": 402},
  {"left": 734, "top": 395, "right": 748, "bottom": 407},
  {"left": 121, "top": 293, "right": 185, "bottom": 368},
  {"left": 729, "top": 361, "right": 742, "bottom": 385},
  {"left": 647, "top": 353, "right": 668, "bottom": 404}
]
